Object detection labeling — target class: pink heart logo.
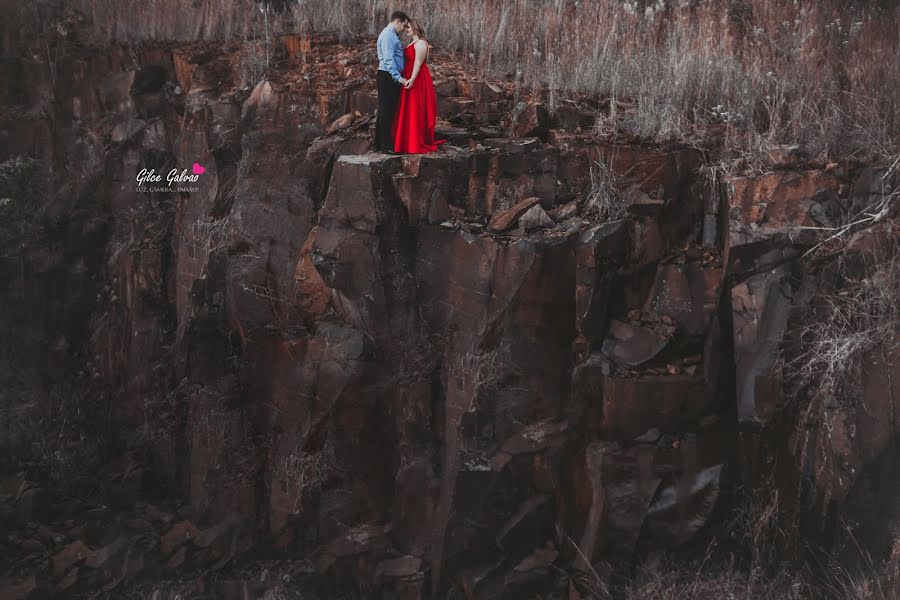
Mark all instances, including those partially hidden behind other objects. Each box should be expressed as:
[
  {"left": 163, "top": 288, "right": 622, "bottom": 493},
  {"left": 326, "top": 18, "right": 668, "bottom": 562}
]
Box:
[{"left": 192, "top": 163, "right": 205, "bottom": 175}]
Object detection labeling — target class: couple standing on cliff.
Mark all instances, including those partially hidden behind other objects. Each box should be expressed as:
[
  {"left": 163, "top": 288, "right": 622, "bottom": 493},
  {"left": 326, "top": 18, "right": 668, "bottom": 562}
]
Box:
[{"left": 374, "top": 11, "right": 446, "bottom": 155}]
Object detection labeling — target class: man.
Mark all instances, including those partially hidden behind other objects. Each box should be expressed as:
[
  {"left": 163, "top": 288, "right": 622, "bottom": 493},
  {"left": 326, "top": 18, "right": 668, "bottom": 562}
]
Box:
[{"left": 374, "top": 11, "right": 410, "bottom": 153}]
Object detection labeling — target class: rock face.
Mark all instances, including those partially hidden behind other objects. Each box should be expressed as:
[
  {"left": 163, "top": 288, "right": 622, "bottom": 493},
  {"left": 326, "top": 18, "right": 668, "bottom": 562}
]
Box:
[{"left": 1, "top": 32, "right": 898, "bottom": 598}]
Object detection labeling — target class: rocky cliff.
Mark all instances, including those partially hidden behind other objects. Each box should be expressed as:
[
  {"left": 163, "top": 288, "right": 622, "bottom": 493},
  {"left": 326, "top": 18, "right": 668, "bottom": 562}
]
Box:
[{"left": 1, "top": 30, "right": 898, "bottom": 599}]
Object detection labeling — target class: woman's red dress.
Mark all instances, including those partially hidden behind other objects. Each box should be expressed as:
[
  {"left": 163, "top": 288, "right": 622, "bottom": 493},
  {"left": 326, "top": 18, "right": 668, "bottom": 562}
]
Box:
[{"left": 393, "top": 42, "right": 446, "bottom": 154}]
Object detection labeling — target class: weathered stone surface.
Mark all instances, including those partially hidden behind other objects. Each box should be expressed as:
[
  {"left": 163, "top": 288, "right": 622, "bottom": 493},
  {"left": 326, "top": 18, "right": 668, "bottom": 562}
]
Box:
[
  {"left": 473, "top": 146, "right": 559, "bottom": 214},
  {"left": 110, "top": 117, "right": 147, "bottom": 143},
  {"left": 506, "top": 101, "right": 551, "bottom": 138},
  {"left": 573, "top": 221, "right": 629, "bottom": 359},
  {"left": 642, "top": 262, "right": 724, "bottom": 337},
  {"left": 644, "top": 464, "right": 723, "bottom": 546},
  {"left": 549, "top": 200, "right": 578, "bottom": 222},
  {"left": 487, "top": 196, "right": 541, "bottom": 231},
  {"left": 601, "top": 319, "right": 671, "bottom": 367},
  {"left": 53, "top": 541, "right": 95, "bottom": 578},
  {"left": 551, "top": 132, "right": 701, "bottom": 208},
  {"left": 725, "top": 170, "right": 843, "bottom": 250},
  {"left": 0, "top": 575, "right": 36, "bottom": 600},
  {"left": 160, "top": 521, "right": 201, "bottom": 556},
  {"left": 600, "top": 374, "right": 717, "bottom": 441},
  {"left": 518, "top": 203, "right": 554, "bottom": 231},
  {"left": 6, "top": 29, "right": 898, "bottom": 600},
  {"left": 732, "top": 263, "right": 795, "bottom": 423},
  {"left": 433, "top": 78, "right": 460, "bottom": 97},
  {"left": 484, "top": 137, "right": 541, "bottom": 153},
  {"left": 391, "top": 154, "right": 466, "bottom": 224},
  {"left": 603, "top": 446, "right": 662, "bottom": 558}
]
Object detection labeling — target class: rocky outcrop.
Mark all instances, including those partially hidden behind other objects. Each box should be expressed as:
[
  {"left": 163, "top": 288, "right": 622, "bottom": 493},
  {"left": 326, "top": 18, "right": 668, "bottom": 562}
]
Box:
[{"left": 1, "top": 31, "right": 898, "bottom": 599}]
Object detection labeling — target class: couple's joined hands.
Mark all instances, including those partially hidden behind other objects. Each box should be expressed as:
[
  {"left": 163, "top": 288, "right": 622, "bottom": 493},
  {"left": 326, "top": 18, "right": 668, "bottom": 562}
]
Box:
[{"left": 399, "top": 77, "right": 415, "bottom": 89}]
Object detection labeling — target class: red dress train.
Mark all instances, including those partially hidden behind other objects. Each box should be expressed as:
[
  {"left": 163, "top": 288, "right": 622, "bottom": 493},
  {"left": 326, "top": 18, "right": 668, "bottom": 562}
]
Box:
[{"left": 392, "top": 42, "right": 446, "bottom": 154}]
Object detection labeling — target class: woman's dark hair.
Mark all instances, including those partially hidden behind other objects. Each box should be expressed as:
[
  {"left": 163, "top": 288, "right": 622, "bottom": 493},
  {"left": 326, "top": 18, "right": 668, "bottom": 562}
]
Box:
[{"left": 390, "top": 11, "right": 410, "bottom": 22}]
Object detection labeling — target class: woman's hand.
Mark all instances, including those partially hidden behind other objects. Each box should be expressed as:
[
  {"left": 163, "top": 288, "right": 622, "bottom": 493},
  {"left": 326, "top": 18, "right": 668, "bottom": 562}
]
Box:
[{"left": 404, "top": 77, "right": 415, "bottom": 89}]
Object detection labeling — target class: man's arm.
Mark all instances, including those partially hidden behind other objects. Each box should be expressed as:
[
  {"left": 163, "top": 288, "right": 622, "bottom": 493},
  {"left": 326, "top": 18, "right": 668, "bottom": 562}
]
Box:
[{"left": 379, "top": 32, "right": 403, "bottom": 82}]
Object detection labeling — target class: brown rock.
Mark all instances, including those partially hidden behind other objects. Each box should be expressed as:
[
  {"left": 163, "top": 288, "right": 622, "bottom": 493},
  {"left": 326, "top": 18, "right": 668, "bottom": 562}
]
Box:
[
  {"left": 167, "top": 545, "right": 187, "bottom": 569},
  {"left": 19, "top": 538, "right": 46, "bottom": 553},
  {"left": 549, "top": 201, "right": 578, "bottom": 222},
  {"left": 282, "top": 35, "right": 312, "bottom": 59},
  {"left": 507, "top": 102, "right": 551, "bottom": 138},
  {"left": 600, "top": 374, "right": 716, "bottom": 441},
  {"left": 465, "top": 80, "right": 505, "bottom": 102},
  {"left": 53, "top": 541, "right": 95, "bottom": 578},
  {"left": 601, "top": 320, "right": 670, "bottom": 367},
  {"left": 433, "top": 78, "right": 459, "bottom": 97},
  {"left": 495, "top": 419, "right": 569, "bottom": 457},
  {"left": 484, "top": 137, "right": 541, "bottom": 153},
  {"left": 496, "top": 495, "right": 553, "bottom": 551},
  {"left": 326, "top": 112, "right": 355, "bottom": 133},
  {"left": 375, "top": 555, "right": 422, "bottom": 579},
  {"left": 487, "top": 197, "right": 540, "bottom": 232},
  {"left": 85, "top": 537, "right": 130, "bottom": 569},
  {"left": 294, "top": 229, "right": 331, "bottom": 319},
  {"left": 111, "top": 118, "right": 146, "bottom": 143},
  {"left": 0, "top": 575, "right": 36, "bottom": 600},
  {"left": 642, "top": 263, "right": 724, "bottom": 337},
  {"left": 725, "top": 169, "right": 842, "bottom": 248},
  {"left": 427, "top": 189, "right": 451, "bottom": 224},
  {"left": 518, "top": 204, "right": 554, "bottom": 231},
  {"left": 513, "top": 545, "right": 558, "bottom": 572},
  {"left": 645, "top": 464, "right": 723, "bottom": 546},
  {"left": 323, "top": 523, "right": 390, "bottom": 559},
  {"left": 573, "top": 221, "right": 629, "bottom": 358},
  {"left": 58, "top": 567, "right": 79, "bottom": 590},
  {"left": 732, "top": 264, "right": 794, "bottom": 423},
  {"left": 160, "top": 521, "right": 201, "bottom": 556}
]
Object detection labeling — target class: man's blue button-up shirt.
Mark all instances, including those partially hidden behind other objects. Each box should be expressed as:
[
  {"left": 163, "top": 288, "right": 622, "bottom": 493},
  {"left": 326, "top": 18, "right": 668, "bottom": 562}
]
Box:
[{"left": 377, "top": 25, "right": 405, "bottom": 82}]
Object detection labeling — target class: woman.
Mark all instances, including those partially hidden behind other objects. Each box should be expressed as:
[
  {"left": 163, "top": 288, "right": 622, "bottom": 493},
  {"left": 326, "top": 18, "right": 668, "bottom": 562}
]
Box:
[{"left": 392, "top": 19, "right": 446, "bottom": 154}]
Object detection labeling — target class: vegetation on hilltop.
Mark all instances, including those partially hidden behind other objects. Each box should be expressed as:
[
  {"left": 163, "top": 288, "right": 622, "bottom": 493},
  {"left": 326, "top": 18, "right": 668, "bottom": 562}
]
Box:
[{"left": 8, "top": 0, "right": 895, "bottom": 160}]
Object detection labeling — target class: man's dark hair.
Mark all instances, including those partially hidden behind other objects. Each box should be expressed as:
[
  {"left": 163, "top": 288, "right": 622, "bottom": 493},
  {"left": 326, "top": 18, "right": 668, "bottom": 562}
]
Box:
[{"left": 390, "top": 11, "right": 410, "bottom": 23}]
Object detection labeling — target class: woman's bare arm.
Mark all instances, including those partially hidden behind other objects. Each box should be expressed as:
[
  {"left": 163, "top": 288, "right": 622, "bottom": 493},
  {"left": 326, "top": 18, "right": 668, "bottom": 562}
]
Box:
[{"left": 405, "top": 40, "right": 428, "bottom": 88}]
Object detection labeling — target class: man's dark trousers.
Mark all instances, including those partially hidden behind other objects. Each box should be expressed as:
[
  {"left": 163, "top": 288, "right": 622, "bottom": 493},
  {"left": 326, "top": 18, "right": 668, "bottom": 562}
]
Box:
[{"left": 375, "top": 70, "right": 401, "bottom": 152}]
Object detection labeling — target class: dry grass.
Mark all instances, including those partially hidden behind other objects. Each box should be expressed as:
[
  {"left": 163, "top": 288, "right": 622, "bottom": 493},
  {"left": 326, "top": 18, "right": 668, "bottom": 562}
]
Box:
[
  {"left": 620, "top": 565, "right": 810, "bottom": 600},
  {"left": 788, "top": 227, "right": 899, "bottom": 408},
  {"left": 274, "top": 447, "right": 325, "bottom": 514},
  {"left": 784, "top": 154, "right": 899, "bottom": 420},
  {"left": 16, "top": 1, "right": 892, "bottom": 160},
  {"left": 584, "top": 158, "right": 628, "bottom": 222}
]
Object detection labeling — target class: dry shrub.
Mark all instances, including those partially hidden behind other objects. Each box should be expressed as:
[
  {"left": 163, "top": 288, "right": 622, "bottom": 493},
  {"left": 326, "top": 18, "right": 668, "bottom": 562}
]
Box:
[
  {"left": 67, "top": 0, "right": 368, "bottom": 43},
  {"left": 584, "top": 158, "right": 627, "bottom": 222},
  {"left": 788, "top": 222, "right": 899, "bottom": 409},
  {"left": 610, "top": 485, "right": 808, "bottom": 598},
  {"left": 274, "top": 447, "right": 325, "bottom": 514},
  {"left": 793, "top": 256, "right": 898, "bottom": 399},
  {"left": 784, "top": 154, "right": 898, "bottom": 421},
  {"left": 622, "top": 565, "right": 809, "bottom": 600},
  {"left": 240, "top": 38, "right": 270, "bottom": 88}
]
